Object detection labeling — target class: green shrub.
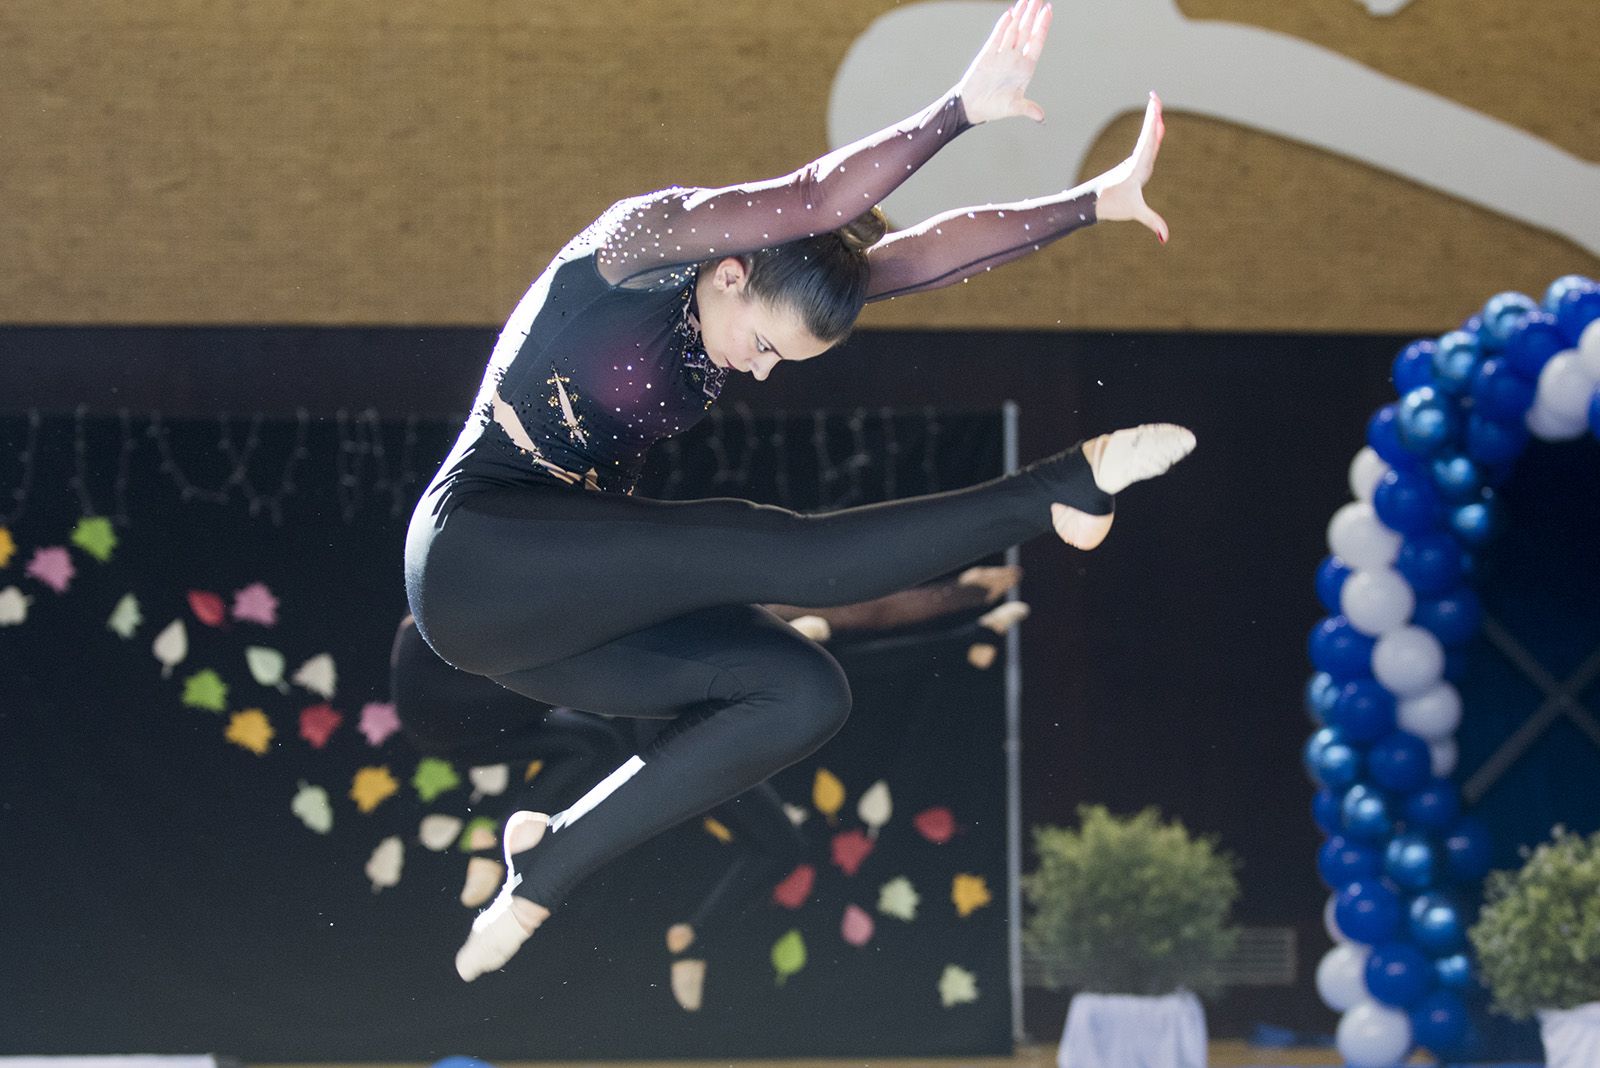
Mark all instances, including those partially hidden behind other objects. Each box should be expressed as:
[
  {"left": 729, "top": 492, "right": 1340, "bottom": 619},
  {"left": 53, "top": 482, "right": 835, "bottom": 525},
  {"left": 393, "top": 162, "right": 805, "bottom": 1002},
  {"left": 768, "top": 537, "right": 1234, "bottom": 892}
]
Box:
[
  {"left": 1469, "top": 826, "right": 1600, "bottom": 1020},
  {"left": 1023, "top": 805, "right": 1240, "bottom": 997}
]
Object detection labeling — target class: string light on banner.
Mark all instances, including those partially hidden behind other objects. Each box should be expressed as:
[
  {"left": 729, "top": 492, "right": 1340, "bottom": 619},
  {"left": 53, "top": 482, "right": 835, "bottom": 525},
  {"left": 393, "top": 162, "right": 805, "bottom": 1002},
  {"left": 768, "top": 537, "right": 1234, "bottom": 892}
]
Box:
[
  {"left": 1, "top": 409, "right": 42, "bottom": 528},
  {"left": 335, "top": 409, "right": 422, "bottom": 522},
  {"left": 148, "top": 410, "right": 311, "bottom": 524},
  {"left": 1306, "top": 274, "right": 1600, "bottom": 1068}
]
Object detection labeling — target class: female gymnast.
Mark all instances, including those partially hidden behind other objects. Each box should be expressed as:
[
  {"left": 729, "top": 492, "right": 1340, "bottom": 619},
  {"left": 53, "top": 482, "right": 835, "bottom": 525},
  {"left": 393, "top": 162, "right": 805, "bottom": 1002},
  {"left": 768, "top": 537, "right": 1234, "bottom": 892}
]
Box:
[{"left": 403, "top": 0, "right": 1192, "bottom": 981}]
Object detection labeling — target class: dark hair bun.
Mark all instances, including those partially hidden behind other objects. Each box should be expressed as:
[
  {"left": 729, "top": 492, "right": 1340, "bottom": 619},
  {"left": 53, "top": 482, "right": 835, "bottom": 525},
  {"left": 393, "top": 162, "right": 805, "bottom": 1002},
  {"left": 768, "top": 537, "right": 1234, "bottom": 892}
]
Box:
[{"left": 837, "top": 206, "right": 888, "bottom": 252}]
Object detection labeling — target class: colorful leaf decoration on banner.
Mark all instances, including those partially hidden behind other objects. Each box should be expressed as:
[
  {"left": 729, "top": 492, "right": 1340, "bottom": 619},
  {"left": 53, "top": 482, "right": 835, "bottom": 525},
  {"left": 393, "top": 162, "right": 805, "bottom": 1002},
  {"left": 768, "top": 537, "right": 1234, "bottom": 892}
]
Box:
[
  {"left": 291, "top": 781, "right": 333, "bottom": 834},
  {"left": 938, "top": 964, "right": 979, "bottom": 1008},
  {"left": 181, "top": 669, "right": 229, "bottom": 712},
  {"left": 412, "top": 757, "right": 460, "bottom": 803},
  {"left": 359, "top": 702, "right": 401, "bottom": 746},
  {"left": 152, "top": 619, "right": 188, "bottom": 678},
  {"left": 299, "top": 703, "right": 342, "bottom": 748},
  {"left": 350, "top": 766, "right": 400, "bottom": 813},
  {"left": 878, "top": 877, "right": 920, "bottom": 922},
  {"left": 187, "top": 590, "right": 226, "bottom": 628},
  {"left": 771, "top": 929, "right": 807, "bottom": 985},
  {"left": 524, "top": 759, "right": 544, "bottom": 782},
  {"left": 772, "top": 863, "right": 816, "bottom": 910},
  {"left": 0, "top": 586, "right": 32, "bottom": 626},
  {"left": 244, "top": 645, "right": 289, "bottom": 692},
  {"left": 703, "top": 817, "right": 733, "bottom": 843},
  {"left": 813, "top": 767, "right": 845, "bottom": 823},
  {"left": 25, "top": 547, "right": 73, "bottom": 593},
  {"left": 841, "top": 904, "right": 875, "bottom": 947},
  {"left": 366, "top": 836, "right": 404, "bottom": 892},
  {"left": 231, "top": 582, "right": 279, "bottom": 626},
  {"left": 106, "top": 593, "right": 142, "bottom": 638},
  {"left": 225, "top": 709, "right": 274, "bottom": 755},
  {"left": 467, "top": 763, "right": 508, "bottom": 800},
  {"left": 857, "top": 780, "right": 892, "bottom": 838},
  {"left": 914, "top": 806, "right": 956, "bottom": 844},
  {"left": 292, "top": 653, "right": 337, "bottom": 699},
  {"left": 952, "top": 873, "right": 992, "bottom": 918},
  {"left": 460, "top": 817, "right": 498, "bottom": 852},
  {"left": 418, "top": 813, "right": 463, "bottom": 852},
  {"left": 783, "top": 803, "right": 809, "bottom": 827},
  {"left": 0, "top": 527, "right": 15, "bottom": 568},
  {"left": 831, "top": 828, "right": 875, "bottom": 877},
  {"left": 70, "top": 517, "right": 117, "bottom": 562}
]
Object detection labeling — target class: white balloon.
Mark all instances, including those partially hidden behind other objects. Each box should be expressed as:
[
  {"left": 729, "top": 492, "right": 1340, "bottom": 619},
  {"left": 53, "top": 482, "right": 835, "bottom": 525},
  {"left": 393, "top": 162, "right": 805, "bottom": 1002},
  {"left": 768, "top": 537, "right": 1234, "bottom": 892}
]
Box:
[
  {"left": 1527, "top": 395, "right": 1590, "bottom": 441},
  {"left": 1430, "top": 737, "right": 1460, "bottom": 777},
  {"left": 1348, "top": 448, "right": 1390, "bottom": 503},
  {"left": 1328, "top": 502, "right": 1403, "bottom": 570},
  {"left": 1577, "top": 320, "right": 1600, "bottom": 380},
  {"left": 1324, "top": 893, "right": 1349, "bottom": 943},
  {"left": 1337, "top": 1000, "right": 1415, "bottom": 1068},
  {"left": 1372, "top": 626, "right": 1445, "bottom": 697},
  {"left": 1342, "top": 568, "right": 1416, "bottom": 636},
  {"left": 1398, "top": 682, "right": 1463, "bottom": 741},
  {"left": 1317, "top": 943, "right": 1372, "bottom": 1012},
  {"left": 1536, "top": 351, "right": 1598, "bottom": 421}
]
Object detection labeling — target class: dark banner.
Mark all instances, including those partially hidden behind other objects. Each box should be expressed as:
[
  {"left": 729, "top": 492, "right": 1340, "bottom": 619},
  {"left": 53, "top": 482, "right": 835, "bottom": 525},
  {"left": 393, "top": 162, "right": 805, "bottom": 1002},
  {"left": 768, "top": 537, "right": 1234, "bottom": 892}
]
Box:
[{"left": 0, "top": 409, "right": 1015, "bottom": 1061}]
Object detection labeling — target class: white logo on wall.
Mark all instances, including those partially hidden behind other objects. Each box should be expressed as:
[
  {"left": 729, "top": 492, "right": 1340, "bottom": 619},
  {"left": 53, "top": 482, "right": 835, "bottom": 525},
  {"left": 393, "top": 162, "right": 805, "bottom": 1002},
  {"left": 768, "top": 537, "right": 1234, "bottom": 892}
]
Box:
[{"left": 829, "top": 0, "right": 1597, "bottom": 256}]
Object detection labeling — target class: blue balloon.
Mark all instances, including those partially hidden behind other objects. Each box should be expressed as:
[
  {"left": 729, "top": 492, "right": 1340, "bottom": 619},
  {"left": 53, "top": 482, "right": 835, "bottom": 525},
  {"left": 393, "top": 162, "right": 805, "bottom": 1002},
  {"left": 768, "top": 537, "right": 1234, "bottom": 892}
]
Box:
[
  {"left": 1470, "top": 357, "right": 1537, "bottom": 423},
  {"left": 1449, "top": 490, "right": 1500, "bottom": 549},
  {"left": 1392, "top": 339, "right": 1437, "bottom": 394},
  {"left": 1367, "top": 404, "right": 1422, "bottom": 470},
  {"left": 1402, "top": 778, "right": 1461, "bottom": 833},
  {"left": 1336, "top": 878, "right": 1403, "bottom": 944},
  {"left": 1384, "top": 830, "right": 1440, "bottom": 891},
  {"left": 1309, "top": 617, "right": 1377, "bottom": 680},
  {"left": 1443, "top": 815, "right": 1494, "bottom": 883},
  {"left": 1316, "top": 740, "right": 1363, "bottom": 792},
  {"left": 1503, "top": 310, "right": 1567, "bottom": 380},
  {"left": 1342, "top": 783, "right": 1395, "bottom": 841},
  {"left": 1319, "top": 834, "right": 1384, "bottom": 888},
  {"left": 1396, "top": 386, "right": 1461, "bottom": 456},
  {"left": 1428, "top": 453, "right": 1484, "bottom": 503},
  {"left": 1409, "top": 892, "right": 1468, "bottom": 956},
  {"left": 433, "top": 1058, "right": 496, "bottom": 1068},
  {"left": 1465, "top": 413, "right": 1529, "bottom": 465},
  {"left": 1431, "top": 332, "right": 1481, "bottom": 395},
  {"left": 1306, "top": 671, "right": 1341, "bottom": 724},
  {"left": 1366, "top": 941, "right": 1436, "bottom": 1007},
  {"left": 1414, "top": 587, "right": 1483, "bottom": 647},
  {"left": 1543, "top": 274, "right": 1597, "bottom": 311},
  {"left": 1315, "top": 555, "right": 1351, "bottom": 615},
  {"left": 1552, "top": 286, "right": 1600, "bottom": 344},
  {"left": 1374, "top": 466, "right": 1442, "bottom": 534},
  {"left": 1480, "top": 292, "right": 1539, "bottom": 348},
  {"left": 1410, "top": 989, "right": 1470, "bottom": 1053},
  {"left": 1333, "top": 679, "right": 1398, "bottom": 743},
  {"left": 1434, "top": 952, "right": 1474, "bottom": 991},
  {"left": 1369, "top": 731, "right": 1433, "bottom": 794},
  {"left": 1313, "top": 788, "right": 1344, "bottom": 836},
  {"left": 1395, "top": 533, "right": 1463, "bottom": 597}
]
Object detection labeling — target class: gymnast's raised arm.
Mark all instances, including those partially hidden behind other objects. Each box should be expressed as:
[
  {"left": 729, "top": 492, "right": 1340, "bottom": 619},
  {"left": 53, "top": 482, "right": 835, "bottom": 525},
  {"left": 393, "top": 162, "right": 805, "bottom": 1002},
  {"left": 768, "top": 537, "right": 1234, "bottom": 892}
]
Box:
[{"left": 593, "top": 0, "right": 1060, "bottom": 288}]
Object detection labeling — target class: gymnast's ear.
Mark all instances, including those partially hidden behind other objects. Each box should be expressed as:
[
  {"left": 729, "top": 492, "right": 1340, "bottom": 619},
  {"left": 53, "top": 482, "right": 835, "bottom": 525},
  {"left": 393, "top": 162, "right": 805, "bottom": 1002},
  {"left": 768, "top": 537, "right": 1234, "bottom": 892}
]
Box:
[{"left": 710, "top": 256, "right": 749, "bottom": 294}]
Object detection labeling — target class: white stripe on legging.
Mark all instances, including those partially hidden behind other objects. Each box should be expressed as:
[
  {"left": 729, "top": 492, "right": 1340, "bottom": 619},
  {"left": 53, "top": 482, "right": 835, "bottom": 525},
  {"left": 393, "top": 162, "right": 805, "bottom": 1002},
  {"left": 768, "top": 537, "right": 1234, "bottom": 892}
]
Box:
[{"left": 548, "top": 755, "right": 646, "bottom": 833}]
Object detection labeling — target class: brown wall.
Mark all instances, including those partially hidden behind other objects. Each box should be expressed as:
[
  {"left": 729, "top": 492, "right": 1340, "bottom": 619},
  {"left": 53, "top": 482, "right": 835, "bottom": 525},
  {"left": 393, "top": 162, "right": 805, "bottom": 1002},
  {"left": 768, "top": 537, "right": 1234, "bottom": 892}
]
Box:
[{"left": 4, "top": 0, "right": 1596, "bottom": 330}]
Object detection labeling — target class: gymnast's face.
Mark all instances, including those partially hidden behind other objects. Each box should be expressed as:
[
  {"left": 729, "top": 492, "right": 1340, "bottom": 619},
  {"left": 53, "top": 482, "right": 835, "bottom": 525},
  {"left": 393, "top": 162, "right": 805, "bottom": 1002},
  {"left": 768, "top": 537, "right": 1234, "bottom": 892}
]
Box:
[{"left": 696, "top": 258, "right": 832, "bottom": 381}]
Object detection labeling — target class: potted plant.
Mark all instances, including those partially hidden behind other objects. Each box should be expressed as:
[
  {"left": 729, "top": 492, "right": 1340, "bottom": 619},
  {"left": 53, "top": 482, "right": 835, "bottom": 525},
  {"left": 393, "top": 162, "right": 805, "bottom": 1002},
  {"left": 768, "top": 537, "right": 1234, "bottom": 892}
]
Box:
[
  {"left": 1024, "top": 804, "right": 1240, "bottom": 1068},
  {"left": 1469, "top": 826, "right": 1600, "bottom": 1068}
]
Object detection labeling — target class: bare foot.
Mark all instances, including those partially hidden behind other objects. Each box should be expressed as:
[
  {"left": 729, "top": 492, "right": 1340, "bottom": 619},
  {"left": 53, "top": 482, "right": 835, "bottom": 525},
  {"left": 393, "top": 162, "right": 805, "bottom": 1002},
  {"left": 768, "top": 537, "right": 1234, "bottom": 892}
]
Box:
[
  {"left": 454, "top": 811, "right": 552, "bottom": 981},
  {"left": 671, "top": 958, "right": 707, "bottom": 1011},
  {"left": 1052, "top": 424, "right": 1195, "bottom": 550},
  {"left": 958, "top": 564, "right": 1023, "bottom": 603},
  {"left": 666, "top": 922, "right": 696, "bottom": 955}
]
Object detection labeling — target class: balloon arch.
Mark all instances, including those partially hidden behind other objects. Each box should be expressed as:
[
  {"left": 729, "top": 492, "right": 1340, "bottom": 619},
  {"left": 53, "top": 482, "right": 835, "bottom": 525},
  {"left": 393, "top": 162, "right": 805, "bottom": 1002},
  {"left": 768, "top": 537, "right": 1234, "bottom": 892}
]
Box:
[{"left": 1302, "top": 275, "right": 1600, "bottom": 1067}]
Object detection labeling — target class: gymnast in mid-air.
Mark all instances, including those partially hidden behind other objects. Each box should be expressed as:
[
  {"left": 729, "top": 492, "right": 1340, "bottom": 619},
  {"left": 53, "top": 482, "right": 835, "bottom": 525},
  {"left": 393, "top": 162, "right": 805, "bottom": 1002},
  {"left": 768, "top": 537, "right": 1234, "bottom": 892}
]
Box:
[{"left": 402, "top": 0, "right": 1191, "bottom": 981}]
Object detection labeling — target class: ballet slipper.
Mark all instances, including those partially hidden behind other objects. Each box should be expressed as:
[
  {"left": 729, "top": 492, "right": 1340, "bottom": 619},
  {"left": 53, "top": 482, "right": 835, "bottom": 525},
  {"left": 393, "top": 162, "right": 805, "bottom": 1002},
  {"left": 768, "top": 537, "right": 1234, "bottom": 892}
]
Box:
[
  {"left": 459, "top": 856, "right": 505, "bottom": 909},
  {"left": 787, "top": 615, "right": 832, "bottom": 642},
  {"left": 666, "top": 922, "right": 696, "bottom": 955},
  {"left": 1052, "top": 424, "right": 1195, "bottom": 550},
  {"left": 967, "top": 643, "right": 998, "bottom": 669},
  {"left": 978, "top": 600, "right": 1030, "bottom": 635},
  {"left": 671, "top": 958, "right": 707, "bottom": 1012},
  {"left": 958, "top": 564, "right": 1023, "bottom": 603},
  {"left": 454, "top": 811, "right": 551, "bottom": 981}
]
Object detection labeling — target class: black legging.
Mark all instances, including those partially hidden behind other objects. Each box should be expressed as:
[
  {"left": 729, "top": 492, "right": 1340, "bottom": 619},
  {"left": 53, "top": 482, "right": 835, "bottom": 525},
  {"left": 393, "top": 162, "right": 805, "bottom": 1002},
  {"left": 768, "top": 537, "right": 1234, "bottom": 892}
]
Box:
[{"left": 403, "top": 442, "right": 1105, "bottom": 907}]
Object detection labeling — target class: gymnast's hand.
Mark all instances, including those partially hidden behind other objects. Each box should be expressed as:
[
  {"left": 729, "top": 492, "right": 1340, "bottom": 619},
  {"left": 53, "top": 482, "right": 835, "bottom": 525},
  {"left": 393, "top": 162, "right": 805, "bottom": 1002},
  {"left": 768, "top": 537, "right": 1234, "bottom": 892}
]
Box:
[
  {"left": 955, "top": 0, "right": 1053, "bottom": 124},
  {"left": 1090, "top": 92, "right": 1170, "bottom": 244}
]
